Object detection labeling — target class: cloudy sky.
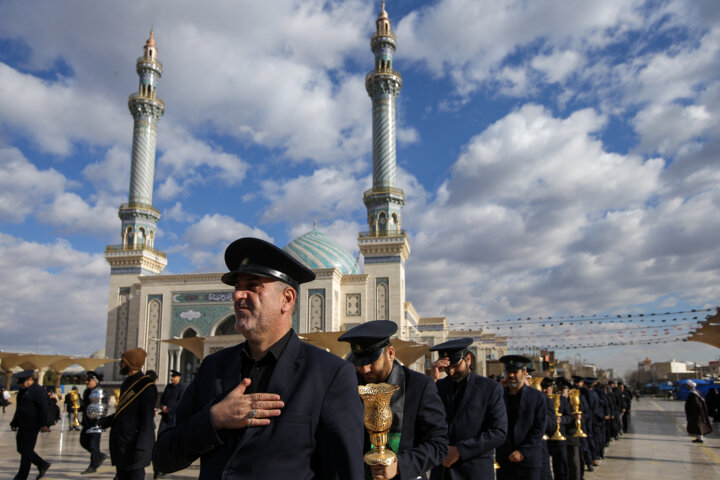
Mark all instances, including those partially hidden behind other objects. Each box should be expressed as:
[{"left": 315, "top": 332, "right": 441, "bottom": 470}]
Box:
[{"left": 1, "top": 0, "right": 718, "bottom": 375}]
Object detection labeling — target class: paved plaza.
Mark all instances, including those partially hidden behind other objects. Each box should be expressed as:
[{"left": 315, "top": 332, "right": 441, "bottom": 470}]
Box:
[{"left": 0, "top": 396, "right": 719, "bottom": 479}]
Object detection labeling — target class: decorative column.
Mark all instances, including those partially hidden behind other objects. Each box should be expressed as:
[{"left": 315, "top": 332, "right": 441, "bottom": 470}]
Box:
[{"left": 358, "top": 3, "right": 411, "bottom": 338}]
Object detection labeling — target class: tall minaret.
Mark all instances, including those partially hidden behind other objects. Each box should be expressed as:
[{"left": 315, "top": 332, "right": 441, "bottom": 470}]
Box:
[
  {"left": 359, "top": 3, "right": 411, "bottom": 337},
  {"left": 105, "top": 30, "right": 167, "bottom": 276},
  {"left": 104, "top": 31, "right": 167, "bottom": 381}
]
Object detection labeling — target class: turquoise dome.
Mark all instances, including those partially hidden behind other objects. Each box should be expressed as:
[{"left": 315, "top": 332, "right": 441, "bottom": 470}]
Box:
[{"left": 284, "top": 229, "right": 360, "bottom": 275}]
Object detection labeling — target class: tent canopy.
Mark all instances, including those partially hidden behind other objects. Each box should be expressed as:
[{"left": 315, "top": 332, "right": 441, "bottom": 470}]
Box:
[{"left": 161, "top": 337, "right": 206, "bottom": 360}]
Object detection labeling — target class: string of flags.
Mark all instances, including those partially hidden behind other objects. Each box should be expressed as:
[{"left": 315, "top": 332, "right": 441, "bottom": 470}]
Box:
[{"left": 444, "top": 307, "right": 718, "bottom": 351}]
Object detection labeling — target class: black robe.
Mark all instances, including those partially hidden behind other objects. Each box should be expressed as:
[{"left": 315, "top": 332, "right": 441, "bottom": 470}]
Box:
[{"left": 685, "top": 390, "right": 712, "bottom": 436}]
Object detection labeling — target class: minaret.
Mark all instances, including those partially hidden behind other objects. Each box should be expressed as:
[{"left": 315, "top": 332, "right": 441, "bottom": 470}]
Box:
[
  {"left": 104, "top": 32, "right": 167, "bottom": 381},
  {"left": 359, "top": 3, "right": 411, "bottom": 337},
  {"left": 105, "top": 30, "right": 167, "bottom": 276}
]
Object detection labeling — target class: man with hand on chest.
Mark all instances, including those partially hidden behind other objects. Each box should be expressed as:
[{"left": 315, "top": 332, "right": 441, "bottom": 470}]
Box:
[
  {"left": 152, "top": 237, "right": 364, "bottom": 480},
  {"left": 339, "top": 320, "right": 448, "bottom": 480}
]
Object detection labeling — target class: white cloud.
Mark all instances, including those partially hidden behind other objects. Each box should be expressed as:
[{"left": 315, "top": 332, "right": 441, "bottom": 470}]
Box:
[
  {"left": 0, "top": 147, "right": 66, "bottom": 223},
  {"left": 406, "top": 104, "right": 675, "bottom": 319},
  {"left": 0, "top": 63, "right": 127, "bottom": 155},
  {"left": 170, "top": 214, "right": 273, "bottom": 271},
  {"left": 633, "top": 103, "right": 714, "bottom": 156},
  {"left": 531, "top": 50, "right": 585, "bottom": 84},
  {"left": 35, "top": 192, "right": 120, "bottom": 237},
  {"left": 82, "top": 146, "right": 131, "bottom": 194},
  {"left": 260, "top": 168, "right": 366, "bottom": 224},
  {"left": 396, "top": 0, "right": 642, "bottom": 97},
  {"left": 0, "top": 233, "right": 109, "bottom": 354},
  {"left": 163, "top": 202, "right": 198, "bottom": 223}
]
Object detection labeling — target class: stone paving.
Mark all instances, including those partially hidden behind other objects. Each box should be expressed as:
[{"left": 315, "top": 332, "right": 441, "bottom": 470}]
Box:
[
  {"left": 586, "top": 396, "right": 720, "bottom": 479},
  {"left": 0, "top": 395, "right": 718, "bottom": 479}
]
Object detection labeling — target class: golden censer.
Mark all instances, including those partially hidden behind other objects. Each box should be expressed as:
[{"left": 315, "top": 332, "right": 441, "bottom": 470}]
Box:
[
  {"left": 568, "top": 389, "right": 588, "bottom": 438},
  {"left": 358, "top": 383, "right": 399, "bottom": 466}
]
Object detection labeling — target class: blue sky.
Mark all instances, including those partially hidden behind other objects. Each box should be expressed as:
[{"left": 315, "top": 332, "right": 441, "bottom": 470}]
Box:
[{"left": 0, "top": 0, "right": 719, "bottom": 375}]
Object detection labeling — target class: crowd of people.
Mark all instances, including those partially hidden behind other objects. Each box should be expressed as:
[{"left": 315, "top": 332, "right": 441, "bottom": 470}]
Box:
[{"left": 7, "top": 236, "right": 639, "bottom": 480}]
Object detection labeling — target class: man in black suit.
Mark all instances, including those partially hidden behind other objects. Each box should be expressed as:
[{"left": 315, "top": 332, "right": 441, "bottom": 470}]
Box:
[
  {"left": 79, "top": 371, "right": 108, "bottom": 474},
  {"left": 496, "top": 355, "right": 547, "bottom": 480},
  {"left": 427, "top": 338, "right": 506, "bottom": 480},
  {"left": 158, "top": 369, "right": 186, "bottom": 436},
  {"left": 338, "top": 320, "right": 448, "bottom": 480},
  {"left": 153, "top": 237, "right": 364, "bottom": 480},
  {"left": 10, "top": 370, "right": 51, "bottom": 480},
  {"left": 100, "top": 348, "right": 158, "bottom": 480}
]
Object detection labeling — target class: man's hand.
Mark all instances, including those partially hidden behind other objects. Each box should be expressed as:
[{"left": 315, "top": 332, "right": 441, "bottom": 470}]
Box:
[
  {"left": 508, "top": 450, "right": 524, "bottom": 463},
  {"left": 210, "top": 378, "right": 284, "bottom": 430},
  {"left": 430, "top": 358, "right": 450, "bottom": 381},
  {"left": 442, "top": 445, "right": 461, "bottom": 467},
  {"left": 370, "top": 460, "right": 398, "bottom": 480},
  {"left": 161, "top": 405, "right": 169, "bottom": 414},
  {"left": 40, "top": 426, "right": 51, "bottom": 433}
]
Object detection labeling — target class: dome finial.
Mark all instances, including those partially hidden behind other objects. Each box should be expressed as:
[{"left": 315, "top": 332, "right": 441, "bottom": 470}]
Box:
[
  {"left": 378, "top": 1, "right": 389, "bottom": 20},
  {"left": 313, "top": 219, "right": 318, "bottom": 230},
  {"left": 146, "top": 28, "right": 156, "bottom": 48}
]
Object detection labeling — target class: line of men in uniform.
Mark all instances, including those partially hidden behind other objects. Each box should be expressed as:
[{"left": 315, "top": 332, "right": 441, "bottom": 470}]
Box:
[{"left": 8, "top": 237, "right": 631, "bottom": 480}]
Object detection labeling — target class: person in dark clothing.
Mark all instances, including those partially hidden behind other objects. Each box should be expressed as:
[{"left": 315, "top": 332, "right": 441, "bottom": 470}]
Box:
[
  {"left": 158, "top": 369, "right": 186, "bottom": 436},
  {"left": 45, "top": 387, "right": 60, "bottom": 426},
  {"left": 339, "top": 320, "right": 448, "bottom": 480},
  {"left": 684, "top": 380, "right": 712, "bottom": 443},
  {"left": 496, "top": 355, "right": 547, "bottom": 480},
  {"left": 154, "top": 369, "right": 185, "bottom": 479},
  {"left": 618, "top": 382, "right": 631, "bottom": 433},
  {"left": 79, "top": 371, "right": 108, "bottom": 474},
  {"left": 704, "top": 387, "right": 719, "bottom": 423},
  {"left": 99, "top": 348, "right": 158, "bottom": 480},
  {"left": 428, "top": 338, "right": 507, "bottom": 480},
  {"left": 152, "top": 237, "right": 364, "bottom": 480},
  {"left": 10, "top": 370, "right": 51, "bottom": 480}
]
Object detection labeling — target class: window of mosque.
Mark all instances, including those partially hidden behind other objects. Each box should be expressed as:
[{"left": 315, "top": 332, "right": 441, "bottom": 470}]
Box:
[
  {"left": 346, "top": 294, "right": 361, "bottom": 317},
  {"left": 309, "top": 292, "right": 325, "bottom": 332}
]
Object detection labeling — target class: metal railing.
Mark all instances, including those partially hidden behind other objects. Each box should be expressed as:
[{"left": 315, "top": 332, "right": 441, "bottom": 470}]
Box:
[
  {"left": 358, "top": 230, "right": 406, "bottom": 238},
  {"left": 363, "top": 187, "right": 405, "bottom": 199},
  {"left": 105, "top": 244, "right": 167, "bottom": 258}
]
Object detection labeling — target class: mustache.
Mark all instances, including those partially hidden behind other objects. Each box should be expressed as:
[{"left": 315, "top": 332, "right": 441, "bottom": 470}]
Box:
[{"left": 234, "top": 300, "right": 252, "bottom": 309}]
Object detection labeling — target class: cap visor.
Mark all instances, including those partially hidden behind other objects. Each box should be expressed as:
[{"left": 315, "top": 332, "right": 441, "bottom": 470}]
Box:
[{"left": 347, "top": 348, "right": 383, "bottom": 367}]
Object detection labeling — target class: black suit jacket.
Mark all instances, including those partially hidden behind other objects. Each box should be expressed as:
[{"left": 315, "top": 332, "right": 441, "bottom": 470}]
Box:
[
  {"left": 159, "top": 382, "right": 186, "bottom": 432},
  {"left": 152, "top": 331, "right": 365, "bottom": 480},
  {"left": 431, "top": 372, "right": 507, "bottom": 480},
  {"left": 369, "top": 362, "right": 447, "bottom": 479},
  {"left": 104, "top": 372, "right": 158, "bottom": 470},
  {"left": 11, "top": 383, "right": 49, "bottom": 430},
  {"left": 497, "top": 385, "right": 547, "bottom": 469}
]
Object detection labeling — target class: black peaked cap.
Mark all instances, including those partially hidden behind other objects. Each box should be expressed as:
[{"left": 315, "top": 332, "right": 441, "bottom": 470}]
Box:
[
  {"left": 499, "top": 354, "right": 532, "bottom": 371},
  {"left": 430, "top": 337, "right": 473, "bottom": 365},
  {"left": 221, "top": 237, "right": 316, "bottom": 290},
  {"left": 338, "top": 320, "right": 397, "bottom": 367}
]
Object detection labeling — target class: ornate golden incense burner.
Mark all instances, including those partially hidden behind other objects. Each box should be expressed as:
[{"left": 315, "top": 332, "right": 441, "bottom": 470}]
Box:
[
  {"left": 549, "top": 393, "right": 567, "bottom": 441},
  {"left": 67, "top": 389, "right": 81, "bottom": 429},
  {"left": 358, "top": 383, "right": 399, "bottom": 466},
  {"left": 568, "top": 389, "right": 588, "bottom": 438}
]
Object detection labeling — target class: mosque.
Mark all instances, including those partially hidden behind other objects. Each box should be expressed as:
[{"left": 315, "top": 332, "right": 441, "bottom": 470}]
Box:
[{"left": 103, "top": 4, "right": 507, "bottom": 384}]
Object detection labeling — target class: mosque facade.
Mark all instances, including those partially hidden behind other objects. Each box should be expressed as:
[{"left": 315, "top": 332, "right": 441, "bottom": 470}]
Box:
[{"left": 103, "top": 6, "right": 507, "bottom": 383}]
